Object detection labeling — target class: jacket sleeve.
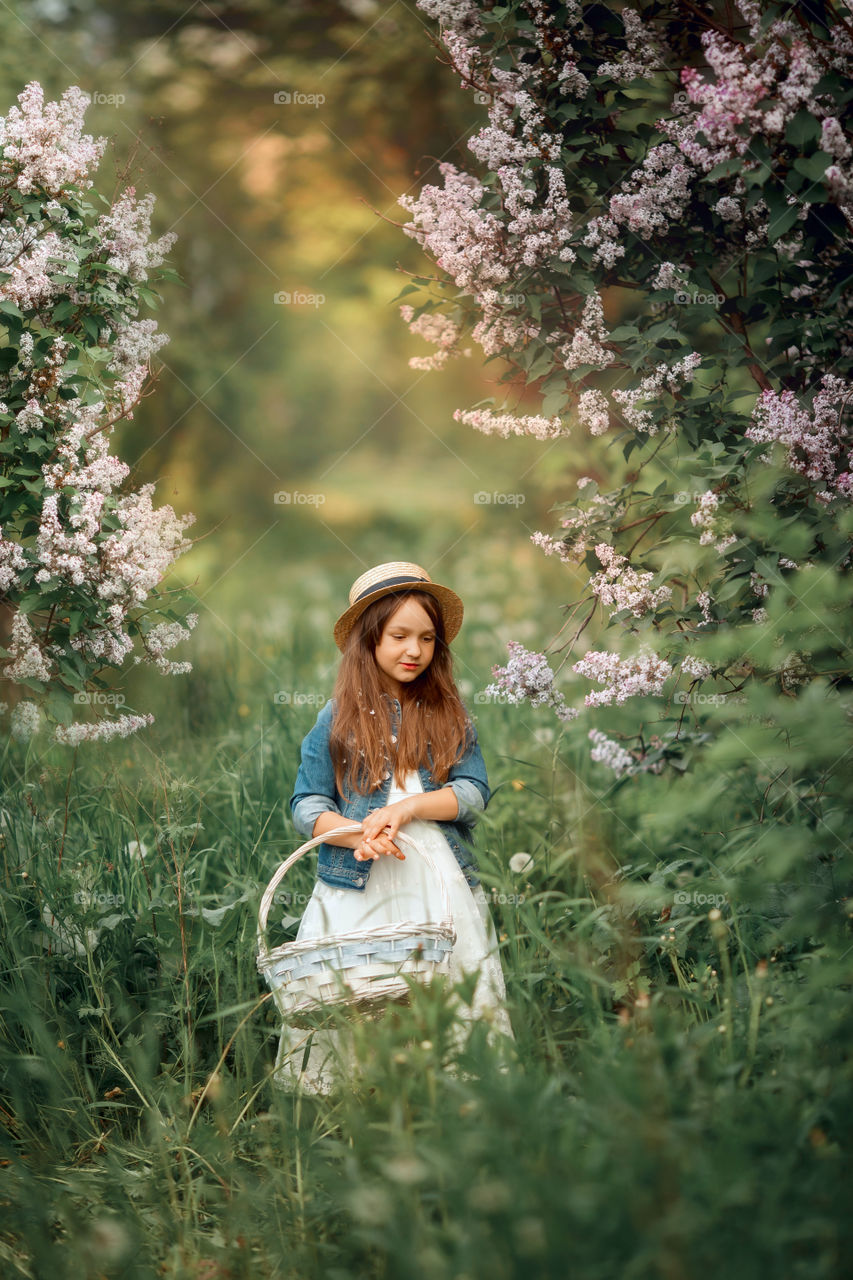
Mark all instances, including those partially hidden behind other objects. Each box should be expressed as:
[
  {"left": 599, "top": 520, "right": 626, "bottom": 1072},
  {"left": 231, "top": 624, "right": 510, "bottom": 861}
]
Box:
[
  {"left": 446, "top": 708, "right": 490, "bottom": 824},
  {"left": 289, "top": 700, "right": 341, "bottom": 838}
]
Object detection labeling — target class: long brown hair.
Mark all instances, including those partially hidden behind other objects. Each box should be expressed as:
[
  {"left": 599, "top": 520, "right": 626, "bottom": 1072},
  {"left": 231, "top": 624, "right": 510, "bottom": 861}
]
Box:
[{"left": 329, "top": 590, "right": 473, "bottom": 796}]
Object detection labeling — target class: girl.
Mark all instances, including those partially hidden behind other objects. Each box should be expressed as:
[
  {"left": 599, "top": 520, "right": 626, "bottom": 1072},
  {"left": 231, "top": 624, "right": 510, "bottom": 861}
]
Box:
[{"left": 273, "top": 560, "right": 515, "bottom": 1094}]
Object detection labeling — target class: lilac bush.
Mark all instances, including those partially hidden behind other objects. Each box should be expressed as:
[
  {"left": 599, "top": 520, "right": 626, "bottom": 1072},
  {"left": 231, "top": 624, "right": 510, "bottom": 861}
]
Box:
[
  {"left": 0, "top": 83, "right": 196, "bottom": 744},
  {"left": 396, "top": 1, "right": 853, "bottom": 777}
]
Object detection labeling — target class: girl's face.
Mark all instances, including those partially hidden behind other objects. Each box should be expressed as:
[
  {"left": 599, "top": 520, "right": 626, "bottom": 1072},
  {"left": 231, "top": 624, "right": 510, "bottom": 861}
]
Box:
[{"left": 373, "top": 597, "right": 436, "bottom": 696}]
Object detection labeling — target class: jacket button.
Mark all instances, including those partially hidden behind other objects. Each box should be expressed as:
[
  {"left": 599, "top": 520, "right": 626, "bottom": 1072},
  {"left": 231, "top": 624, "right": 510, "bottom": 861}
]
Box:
[
  {"left": 391, "top": 734, "right": 397, "bottom": 743},
  {"left": 355, "top": 876, "right": 364, "bottom": 886}
]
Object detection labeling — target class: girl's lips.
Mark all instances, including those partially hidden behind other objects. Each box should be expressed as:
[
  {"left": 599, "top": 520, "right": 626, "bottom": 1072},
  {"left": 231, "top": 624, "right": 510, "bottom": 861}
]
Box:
[{"left": 400, "top": 663, "right": 418, "bottom": 669}]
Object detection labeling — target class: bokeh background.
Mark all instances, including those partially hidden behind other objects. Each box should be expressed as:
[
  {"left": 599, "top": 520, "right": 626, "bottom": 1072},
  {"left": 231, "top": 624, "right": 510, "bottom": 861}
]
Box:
[{"left": 0, "top": 0, "right": 583, "bottom": 715}]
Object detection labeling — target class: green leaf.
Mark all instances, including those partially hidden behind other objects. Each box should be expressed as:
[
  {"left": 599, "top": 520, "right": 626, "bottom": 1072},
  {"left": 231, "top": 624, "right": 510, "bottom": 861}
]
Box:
[
  {"left": 793, "top": 151, "right": 833, "bottom": 183},
  {"left": 785, "top": 109, "right": 822, "bottom": 148},
  {"left": 767, "top": 201, "right": 802, "bottom": 242}
]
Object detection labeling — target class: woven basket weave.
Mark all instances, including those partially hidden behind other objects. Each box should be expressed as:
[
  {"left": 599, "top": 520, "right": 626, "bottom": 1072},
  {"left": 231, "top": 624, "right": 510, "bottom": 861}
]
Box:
[{"left": 257, "top": 825, "right": 456, "bottom": 1028}]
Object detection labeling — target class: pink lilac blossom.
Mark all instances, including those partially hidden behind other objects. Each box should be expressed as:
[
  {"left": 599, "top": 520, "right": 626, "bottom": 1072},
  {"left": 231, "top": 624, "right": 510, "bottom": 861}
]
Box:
[
  {"left": 54, "top": 712, "right": 155, "bottom": 745},
  {"left": 745, "top": 376, "right": 853, "bottom": 500},
  {"left": 485, "top": 640, "right": 578, "bottom": 722},
  {"left": 588, "top": 543, "right": 672, "bottom": 618},
  {"left": 0, "top": 82, "right": 106, "bottom": 194},
  {"left": 3, "top": 611, "right": 53, "bottom": 683},
  {"left": 659, "top": 26, "right": 826, "bottom": 180},
  {"left": 453, "top": 407, "right": 566, "bottom": 440},
  {"left": 572, "top": 647, "right": 673, "bottom": 707}
]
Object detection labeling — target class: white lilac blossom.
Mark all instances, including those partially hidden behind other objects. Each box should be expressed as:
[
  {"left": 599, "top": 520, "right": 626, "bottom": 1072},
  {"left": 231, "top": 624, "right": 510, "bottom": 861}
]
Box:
[
  {"left": 399, "top": 305, "right": 467, "bottom": 370},
  {"left": 558, "top": 291, "right": 613, "bottom": 371},
  {"left": 587, "top": 728, "right": 635, "bottom": 778},
  {"left": 530, "top": 531, "right": 573, "bottom": 562},
  {"left": 452, "top": 407, "right": 566, "bottom": 440},
  {"left": 0, "top": 526, "right": 28, "bottom": 591},
  {"left": 611, "top": 352, "right": 702, "bottom": 434},
  {"left": 3, "top": 611, "right": 53, "bottom": 683},
  {"left": 54, "top": 712, "right": 155, "bottom": 745},
  {"left": 10, "top": 699, "right": 41, "bottom": 741},
  {"left": 572, "top": 648, "right": 673, "bottom": 707},
  {"left": 651, "top": 261, "right": 688, "bottom": 290},
  {"left": 134, "top": 613, "right": 198, "bottom": 675},
  {"left": 585, "top": 144, "right": 695, "bottom": 266},
  {"left": 695, "top": 591, "right": 714, "bottom": 627},
  {"left": 596, "top": 8, "right": 665, "bottom": 85},
  {"left": 588, "top": 543, "right": 672, "bottom": 618},
  {"left": 681, "top": 654, "right": 713, "bottom": 681},
  {"left": 0, "top": 82, "right": 106, "bottom": 194},
  {"left": 95, "top": 186, "right": 177, "bottom": 283},
  {"left": 485, "top": 640, "right": 578, "bottom": 721},
  {"left": 745, "top": 376, "right": 853, "bottom": 501},
  {"left": 689, "top": 490, "right": 738, "bottom": 553},
  {"left": 577, "top": 389, "right": 610, "bottom": 436},
  {"left": 0, "top": 231, "right": 79, "bottom": 310}
]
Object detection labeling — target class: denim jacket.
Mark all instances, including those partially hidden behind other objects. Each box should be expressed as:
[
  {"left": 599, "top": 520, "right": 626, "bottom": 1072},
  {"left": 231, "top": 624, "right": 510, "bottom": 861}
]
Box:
[{"left": 289, "top": 693, "right": 490, "bottom": 892}]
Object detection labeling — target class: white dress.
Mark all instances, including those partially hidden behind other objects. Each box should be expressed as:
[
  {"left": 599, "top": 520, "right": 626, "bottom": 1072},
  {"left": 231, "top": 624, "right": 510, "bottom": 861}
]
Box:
[{"left": 273, "top": 769, "right": 516, "bottom": 1094}]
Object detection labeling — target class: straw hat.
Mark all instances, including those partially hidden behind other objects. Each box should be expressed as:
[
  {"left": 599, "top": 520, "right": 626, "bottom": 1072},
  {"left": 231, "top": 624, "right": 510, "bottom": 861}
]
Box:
[{"left": 333, "top": 561, "right": 464, "bottom": 652}]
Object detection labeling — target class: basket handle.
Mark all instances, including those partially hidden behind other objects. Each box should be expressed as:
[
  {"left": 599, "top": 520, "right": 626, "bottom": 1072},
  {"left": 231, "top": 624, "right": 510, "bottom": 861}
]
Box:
[{"left": 257, "top": 824, "right": 454, "bottom": 960}]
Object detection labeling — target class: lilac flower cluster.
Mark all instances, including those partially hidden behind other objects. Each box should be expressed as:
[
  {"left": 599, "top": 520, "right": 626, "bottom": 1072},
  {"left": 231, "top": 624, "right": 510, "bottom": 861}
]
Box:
[
  {"left": 0, "top": 82, "right": 195, "bottom": 741},
  {"left": 54, "top": 713, "right": 155, "bottom": 745},
  {"left": 588, "top": 543, "right": 672, "bottom": 618},
  {"left": 745, "top": 376, "right": 853, "bottom": 502},
  {"left": 399, "top": 304, "right": 469, "bottom": 371},
  {"left": 690, "top": 491, "right": 737, "bottom": 554},
  {"left": 572, "top": 648, "right": 673, "bottom": 707},
  {"left": 452, "top": 407, "right": 566, "bottom": 441},
  {"left": 485, "top": 640, "right": 578, "bottom": 722},
  {"left": 611, "top": 353, "right": 702, "bottom": 435}
]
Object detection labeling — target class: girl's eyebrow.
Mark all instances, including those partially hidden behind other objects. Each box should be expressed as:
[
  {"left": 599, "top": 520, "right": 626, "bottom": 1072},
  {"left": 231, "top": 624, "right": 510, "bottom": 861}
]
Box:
[{"left": 388, "top": 625, "right": 435, "bottom": 636}]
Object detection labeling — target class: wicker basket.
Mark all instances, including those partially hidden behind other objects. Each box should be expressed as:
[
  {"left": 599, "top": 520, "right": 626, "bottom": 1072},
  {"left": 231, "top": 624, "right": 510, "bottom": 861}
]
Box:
[{"left": 257, "top": 825, "right": 457, "bottom": 1028}]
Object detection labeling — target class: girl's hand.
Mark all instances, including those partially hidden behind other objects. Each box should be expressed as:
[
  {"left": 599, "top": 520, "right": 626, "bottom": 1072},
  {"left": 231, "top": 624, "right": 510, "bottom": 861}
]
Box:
[{"left": 353, "top": 799, "right": 416, "bottom": 861}]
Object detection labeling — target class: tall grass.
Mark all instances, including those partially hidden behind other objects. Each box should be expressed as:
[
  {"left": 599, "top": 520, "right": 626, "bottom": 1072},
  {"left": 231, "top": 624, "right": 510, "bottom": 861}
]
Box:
[{"left": 1, "top": 601, "right": 851, "bottom": 1278}]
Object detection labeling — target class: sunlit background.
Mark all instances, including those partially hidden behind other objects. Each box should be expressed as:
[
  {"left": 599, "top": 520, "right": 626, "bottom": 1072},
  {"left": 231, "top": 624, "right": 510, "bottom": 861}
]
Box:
[{"left": 0, "top": 0, "right": 594, "bottom": 718}]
